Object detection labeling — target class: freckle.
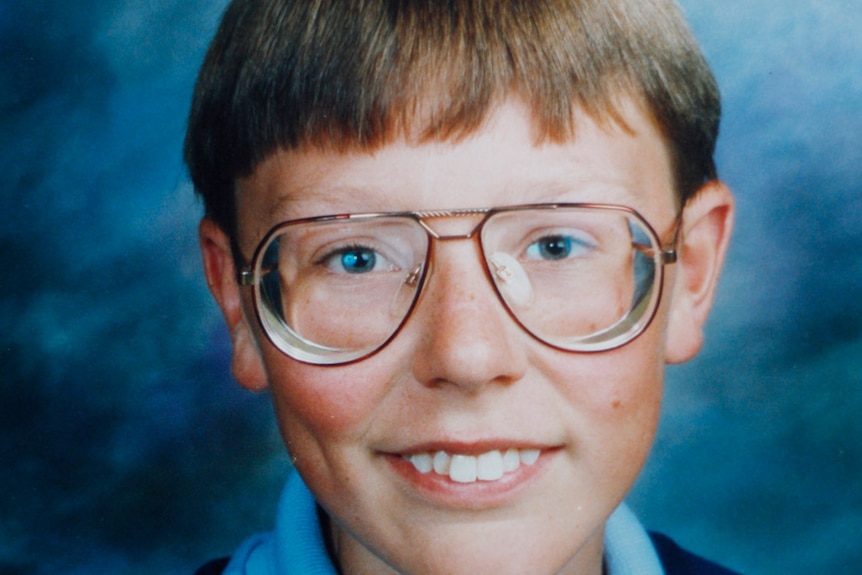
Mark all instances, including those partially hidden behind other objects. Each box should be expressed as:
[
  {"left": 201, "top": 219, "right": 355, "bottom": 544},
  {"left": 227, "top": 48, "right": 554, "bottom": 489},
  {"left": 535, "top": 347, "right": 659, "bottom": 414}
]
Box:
[{"left": 612, "top": 400, "right": 621, "bottom": 409}]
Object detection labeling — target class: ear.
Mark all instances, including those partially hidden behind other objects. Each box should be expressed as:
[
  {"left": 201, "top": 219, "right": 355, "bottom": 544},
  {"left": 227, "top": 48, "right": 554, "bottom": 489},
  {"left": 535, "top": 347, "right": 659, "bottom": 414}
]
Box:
[
  {"left": 199, "top": 218, "right": 269, "bottom": 391},
  {"left": 664, "top": 181, "right": 735, "bottom": 364}
]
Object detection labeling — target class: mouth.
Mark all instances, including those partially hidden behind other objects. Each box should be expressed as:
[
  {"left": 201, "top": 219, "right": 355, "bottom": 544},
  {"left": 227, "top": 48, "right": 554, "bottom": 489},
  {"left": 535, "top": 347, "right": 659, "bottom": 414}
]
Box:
[{"left": 402, "top": 447, "right": 542, "bottom": 484}]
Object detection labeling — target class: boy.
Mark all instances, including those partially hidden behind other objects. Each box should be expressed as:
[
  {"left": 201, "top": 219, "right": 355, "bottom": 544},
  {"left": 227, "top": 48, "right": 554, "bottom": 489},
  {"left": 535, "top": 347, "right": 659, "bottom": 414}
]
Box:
[{"left": 186, "top": 0, "right": 737, "bottom": 573}]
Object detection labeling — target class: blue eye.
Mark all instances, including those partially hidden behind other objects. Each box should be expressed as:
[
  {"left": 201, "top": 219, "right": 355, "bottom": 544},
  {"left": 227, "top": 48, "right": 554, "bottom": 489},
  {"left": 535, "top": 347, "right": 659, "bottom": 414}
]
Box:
[
  {"left": 336, "top": 248, "right": 377, "bottom": 273},
  {"left": 315, "top": 238, "right": 404, "bottom": 276},
  {"left": 526, "top": 234, "right": 590, "bottom": 260}
]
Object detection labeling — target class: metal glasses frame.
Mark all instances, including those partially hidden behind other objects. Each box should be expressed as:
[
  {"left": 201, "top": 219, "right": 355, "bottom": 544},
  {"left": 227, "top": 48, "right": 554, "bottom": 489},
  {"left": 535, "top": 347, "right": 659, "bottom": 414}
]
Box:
[{"left": 237, "top": 203, "right": 680, "bottom": 365}]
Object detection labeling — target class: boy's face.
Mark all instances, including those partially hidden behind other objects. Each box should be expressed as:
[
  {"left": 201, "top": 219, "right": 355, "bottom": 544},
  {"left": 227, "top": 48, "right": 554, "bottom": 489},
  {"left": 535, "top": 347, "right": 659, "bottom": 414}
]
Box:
[{"left": 202, "top": 100, "right": 732, "bottom": 575}]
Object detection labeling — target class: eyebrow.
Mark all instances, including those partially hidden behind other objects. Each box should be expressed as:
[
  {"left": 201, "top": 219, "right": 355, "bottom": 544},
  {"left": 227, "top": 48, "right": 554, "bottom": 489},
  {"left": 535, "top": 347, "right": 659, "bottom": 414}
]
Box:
[
  {"left": 515, "top": 178, "right": 643, "bottom": 206},
  {"left": 266, "top": 184, "right": 391, "bottom": 218},
  {"left": 266, "top": 178, "right": 643, "bottom": 219}
]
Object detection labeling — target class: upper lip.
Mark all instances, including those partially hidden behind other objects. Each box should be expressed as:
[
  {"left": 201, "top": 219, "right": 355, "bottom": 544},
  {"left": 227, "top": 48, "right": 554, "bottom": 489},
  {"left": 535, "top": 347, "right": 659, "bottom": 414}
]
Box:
[{"left": 390, "top": 439, "right": 555, "bottom": 457}]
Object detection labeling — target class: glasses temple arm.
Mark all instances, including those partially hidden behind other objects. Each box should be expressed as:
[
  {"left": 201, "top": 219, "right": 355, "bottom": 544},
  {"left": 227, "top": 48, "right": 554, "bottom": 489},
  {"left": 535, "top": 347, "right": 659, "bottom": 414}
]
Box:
[
  {"left": 660, "top": 208, "right": 686, "bottom": 265},
  {"left": 228, "top": 236, "right": 257, "bottom": 286}
]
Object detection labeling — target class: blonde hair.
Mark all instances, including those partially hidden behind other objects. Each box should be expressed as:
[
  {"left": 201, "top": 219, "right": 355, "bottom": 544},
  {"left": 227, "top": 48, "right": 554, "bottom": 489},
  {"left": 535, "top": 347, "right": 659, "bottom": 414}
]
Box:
[{"left": 186, "top": 0, "right": 720, "bottom": 238}]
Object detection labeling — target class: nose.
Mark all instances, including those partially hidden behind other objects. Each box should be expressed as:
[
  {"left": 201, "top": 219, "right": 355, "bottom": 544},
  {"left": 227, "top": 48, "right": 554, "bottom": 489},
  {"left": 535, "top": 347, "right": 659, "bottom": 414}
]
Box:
[{"left": 408, "top": 238, "right": 528, "bottom": 393}]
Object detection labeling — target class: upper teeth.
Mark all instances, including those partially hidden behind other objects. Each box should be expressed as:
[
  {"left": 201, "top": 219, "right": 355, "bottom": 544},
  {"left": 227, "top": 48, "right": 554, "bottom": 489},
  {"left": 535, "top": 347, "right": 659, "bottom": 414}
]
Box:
[{"left": 404, "top": 448, "right": 540, "bottom": 483}]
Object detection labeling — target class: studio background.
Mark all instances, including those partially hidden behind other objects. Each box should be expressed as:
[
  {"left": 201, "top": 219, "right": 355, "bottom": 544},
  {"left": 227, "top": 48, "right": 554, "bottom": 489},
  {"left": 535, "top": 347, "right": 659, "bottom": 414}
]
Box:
[{"left": 2, "top": 1, "right": 860, "bottom": 573}]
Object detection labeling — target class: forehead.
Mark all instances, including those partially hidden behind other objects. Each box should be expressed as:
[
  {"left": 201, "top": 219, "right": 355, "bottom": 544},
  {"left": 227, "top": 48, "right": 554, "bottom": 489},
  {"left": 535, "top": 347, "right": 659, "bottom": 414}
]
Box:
[{"left": 235, "top": 101, "right": 675, "bottom": 244}]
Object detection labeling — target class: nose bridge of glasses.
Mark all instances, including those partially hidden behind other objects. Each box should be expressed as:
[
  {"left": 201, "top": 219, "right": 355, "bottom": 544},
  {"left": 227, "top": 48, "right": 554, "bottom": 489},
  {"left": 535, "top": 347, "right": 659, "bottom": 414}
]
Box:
[
  {"left": 411, "top": 210, "right": 502, "bottom": 312},
  {"left": 414, "top": 209, "right": 488, "bottom": 241}
]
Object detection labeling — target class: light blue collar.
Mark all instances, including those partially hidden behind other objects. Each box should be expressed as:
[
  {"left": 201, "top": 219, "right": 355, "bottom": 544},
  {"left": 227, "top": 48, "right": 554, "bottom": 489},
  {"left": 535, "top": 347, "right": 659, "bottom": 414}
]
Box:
[{"left": 604, "top": 501, "right": 665, "bottom": 575}]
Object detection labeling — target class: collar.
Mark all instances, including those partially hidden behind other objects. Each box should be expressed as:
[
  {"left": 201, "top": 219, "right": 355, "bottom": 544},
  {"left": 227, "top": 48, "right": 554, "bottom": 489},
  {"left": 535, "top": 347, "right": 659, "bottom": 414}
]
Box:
[{"left": 604, "top": 502, "right": 665, "bottom": 575}]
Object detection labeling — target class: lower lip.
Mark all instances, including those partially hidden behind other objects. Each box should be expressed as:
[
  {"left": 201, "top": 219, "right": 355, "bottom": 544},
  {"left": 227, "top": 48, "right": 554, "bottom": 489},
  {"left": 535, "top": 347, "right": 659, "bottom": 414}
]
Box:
[{"left": 383, "top": 449, "right": 557, "bottom": 509}]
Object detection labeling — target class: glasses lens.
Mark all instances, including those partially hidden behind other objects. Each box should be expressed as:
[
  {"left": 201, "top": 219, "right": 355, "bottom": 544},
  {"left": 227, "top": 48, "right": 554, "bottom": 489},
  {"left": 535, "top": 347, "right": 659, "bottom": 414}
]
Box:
[
  {"left": 482, "top": 207, "right": 663, "bottom": 351},
  {"left": 254, "top": 216, "right": 428, "bottom": 364}
]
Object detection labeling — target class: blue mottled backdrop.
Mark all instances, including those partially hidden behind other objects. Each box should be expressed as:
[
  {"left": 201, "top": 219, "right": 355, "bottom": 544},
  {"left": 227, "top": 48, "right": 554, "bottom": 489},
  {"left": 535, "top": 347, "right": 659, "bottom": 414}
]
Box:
[{"left": 1, "top": 1, "right": 860, "bottom": 573}]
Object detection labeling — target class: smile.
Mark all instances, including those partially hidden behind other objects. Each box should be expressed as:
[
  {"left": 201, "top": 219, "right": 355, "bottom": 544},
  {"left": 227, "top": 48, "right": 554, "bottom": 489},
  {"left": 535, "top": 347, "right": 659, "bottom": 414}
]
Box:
[{"left": 403, "top": 448, "right": 541, "bottom": 483}]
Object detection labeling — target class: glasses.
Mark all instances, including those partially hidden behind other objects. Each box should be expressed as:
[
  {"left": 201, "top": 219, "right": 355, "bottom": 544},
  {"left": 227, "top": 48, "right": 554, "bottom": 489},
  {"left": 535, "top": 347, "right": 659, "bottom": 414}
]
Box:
[{"left": 238, "top": 203, "right": 679, "bottom": 365}]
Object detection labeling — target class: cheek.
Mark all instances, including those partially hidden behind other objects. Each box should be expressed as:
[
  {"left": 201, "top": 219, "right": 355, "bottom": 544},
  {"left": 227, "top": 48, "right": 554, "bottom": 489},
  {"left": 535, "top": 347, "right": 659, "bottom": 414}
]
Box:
[
  {"left": 262, "top": 349, "right": 395, "bottom": 450},
  {"left": 602, "top": 342, "right": 664, "bottom": 464},
  {"left": 606, "top": 341, "right": 663, "bottom": 431},
  {"left": 542, "top": 331, "right": 665, "bottom": 461},
  {"left": 556, "top": 340, "right": 661, "bottom": 408}
]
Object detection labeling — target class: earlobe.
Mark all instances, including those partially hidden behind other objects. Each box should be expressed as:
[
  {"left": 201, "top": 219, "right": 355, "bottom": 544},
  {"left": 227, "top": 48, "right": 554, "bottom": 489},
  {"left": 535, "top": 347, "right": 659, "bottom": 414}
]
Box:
[
  {"left": 199, "top": 218, "right": 269, "bottom": 392},
  {"left": 664, "top": 181, "right": 735, "bottom": 364}
]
